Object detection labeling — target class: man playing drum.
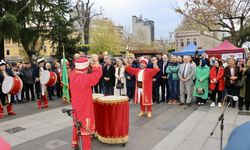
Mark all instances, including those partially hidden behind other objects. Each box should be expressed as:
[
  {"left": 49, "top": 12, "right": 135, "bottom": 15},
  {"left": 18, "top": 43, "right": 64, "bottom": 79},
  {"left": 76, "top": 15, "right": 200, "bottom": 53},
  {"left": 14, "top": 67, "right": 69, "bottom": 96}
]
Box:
[
  {"left": 34, "top": 58, "right": 49, "bottom": 109},
  {"left": 0, "top": 60, "right": 16, "bottom": 118},
  {"left": 70, "top": 54, "right": 102, "bottom": 150},
  {"left": 124, "top": 57, "right": 160, "bottom": 118}
]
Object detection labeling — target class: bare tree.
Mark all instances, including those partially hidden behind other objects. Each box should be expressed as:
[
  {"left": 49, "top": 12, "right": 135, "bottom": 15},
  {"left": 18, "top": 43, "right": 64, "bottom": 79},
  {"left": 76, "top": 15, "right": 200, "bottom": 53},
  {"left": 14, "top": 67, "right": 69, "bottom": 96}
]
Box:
[
  {"left": 175, "top": 0, "right": 250, "bottom": 46},
  {"left": 75, "top": 0, "right": 102, "bottom": 46}
]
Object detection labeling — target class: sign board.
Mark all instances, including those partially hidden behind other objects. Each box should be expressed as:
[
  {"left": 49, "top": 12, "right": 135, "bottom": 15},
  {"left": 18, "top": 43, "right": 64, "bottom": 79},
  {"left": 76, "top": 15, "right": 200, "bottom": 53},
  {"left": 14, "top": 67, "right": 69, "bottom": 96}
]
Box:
[{"left": 221, "top": 53, "right": 243, "bottom": 60}]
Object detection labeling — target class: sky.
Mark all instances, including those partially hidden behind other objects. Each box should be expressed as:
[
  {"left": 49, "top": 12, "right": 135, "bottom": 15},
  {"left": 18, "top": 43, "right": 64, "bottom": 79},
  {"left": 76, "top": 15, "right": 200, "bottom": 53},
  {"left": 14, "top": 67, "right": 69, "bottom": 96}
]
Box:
[{"left": 76, "top": 0, "right": 185, "bottom": 39}]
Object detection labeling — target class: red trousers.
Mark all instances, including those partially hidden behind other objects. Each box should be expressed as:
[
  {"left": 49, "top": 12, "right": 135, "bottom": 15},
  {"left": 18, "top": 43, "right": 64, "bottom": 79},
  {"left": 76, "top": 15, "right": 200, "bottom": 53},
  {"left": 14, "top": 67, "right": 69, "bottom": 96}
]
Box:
[
  {"left": 72, "top": 125, "right": 91, "bottom": 150},
  {"left": 139, "top": 95, "right": 152, "bottom": 112},
  {"left": 0, "top": 104, "right": 14, "bottom": 114}
]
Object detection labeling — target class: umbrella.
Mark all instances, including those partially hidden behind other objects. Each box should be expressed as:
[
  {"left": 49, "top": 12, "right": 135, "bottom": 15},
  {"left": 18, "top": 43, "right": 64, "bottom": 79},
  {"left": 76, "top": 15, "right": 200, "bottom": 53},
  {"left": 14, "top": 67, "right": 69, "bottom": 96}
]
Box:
[
  {"left": 224, "top": 121, "right": 250, "bottom": 150},
  {"left": 0, "top": 137, "right": 11, "bottom": 150}
]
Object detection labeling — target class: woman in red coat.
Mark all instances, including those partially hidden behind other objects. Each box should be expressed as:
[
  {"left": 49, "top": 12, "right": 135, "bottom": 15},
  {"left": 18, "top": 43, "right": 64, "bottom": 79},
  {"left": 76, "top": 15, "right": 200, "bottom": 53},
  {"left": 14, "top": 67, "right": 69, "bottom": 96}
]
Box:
[{"left": 210, "top": 60, "right": 225, "bottom": 107}]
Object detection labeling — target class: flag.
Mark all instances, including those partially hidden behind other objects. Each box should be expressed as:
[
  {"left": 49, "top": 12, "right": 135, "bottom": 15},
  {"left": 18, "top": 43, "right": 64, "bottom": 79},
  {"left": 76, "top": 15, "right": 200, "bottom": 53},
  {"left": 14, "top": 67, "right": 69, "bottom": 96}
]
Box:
[{"left": 61, "top": 51, "right": 70, "bottom": 103}]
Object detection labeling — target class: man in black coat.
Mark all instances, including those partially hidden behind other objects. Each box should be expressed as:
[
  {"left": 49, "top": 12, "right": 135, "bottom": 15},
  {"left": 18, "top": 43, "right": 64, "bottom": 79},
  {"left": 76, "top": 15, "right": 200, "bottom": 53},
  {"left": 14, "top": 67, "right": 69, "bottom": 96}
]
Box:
[
  {"left": 159, "top": 54, "right": 169, "bottom": 103},
  {"left": 125, "top": 58, "right": 137, "bottom": 101},
  {"left": 103, "top": 57, "right": 115, "bottom": 95},
  {"left": 149, "top": 57, "right": 161, "bottom": 103},
  {"left": 21, "top": 62, "right": 35, "bottom": 101}
]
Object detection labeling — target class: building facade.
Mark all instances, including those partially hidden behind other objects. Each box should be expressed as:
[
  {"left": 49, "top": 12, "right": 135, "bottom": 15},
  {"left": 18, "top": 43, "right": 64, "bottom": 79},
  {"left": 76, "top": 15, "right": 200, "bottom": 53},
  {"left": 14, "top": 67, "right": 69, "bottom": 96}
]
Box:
[
  {"left": 132, "top": 16, "right": 154, "bottom": 44},
  {"left": 175, "top": 31, "right": 221, "bottom": 51},
  {"left": 4, "top": 38, "right": 56, "bottom": 61}
]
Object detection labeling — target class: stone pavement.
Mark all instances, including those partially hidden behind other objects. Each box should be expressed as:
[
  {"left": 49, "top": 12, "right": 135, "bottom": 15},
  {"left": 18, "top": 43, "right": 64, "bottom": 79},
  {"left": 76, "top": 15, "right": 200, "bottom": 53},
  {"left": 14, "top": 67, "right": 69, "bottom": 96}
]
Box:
[
  {"left": 152, "top": 106, "right": 250, "bottom": 150},
  {"left": 0, "top": 100, "right": 250, "bottom": 150}
]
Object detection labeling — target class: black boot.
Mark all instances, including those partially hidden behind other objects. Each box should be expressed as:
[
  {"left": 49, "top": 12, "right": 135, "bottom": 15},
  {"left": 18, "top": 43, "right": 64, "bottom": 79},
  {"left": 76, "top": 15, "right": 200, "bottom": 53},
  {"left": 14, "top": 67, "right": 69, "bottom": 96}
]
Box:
[
  {"left": 238, "top": 97, "right": 243, "bottom": 111},
  {"left": 245, "top": 100, "right": 250, "bottom": 111}
]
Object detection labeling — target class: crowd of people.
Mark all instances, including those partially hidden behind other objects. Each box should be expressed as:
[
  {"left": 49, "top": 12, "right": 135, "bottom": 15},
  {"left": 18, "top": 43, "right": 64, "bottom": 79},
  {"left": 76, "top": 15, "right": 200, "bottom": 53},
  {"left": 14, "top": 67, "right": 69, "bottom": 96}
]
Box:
[
  {"left": 95, "top": 52, "right": 250, "bottom": 111},
  {"left": 0, "top": 51, "right": 250, "bottom": 119}
]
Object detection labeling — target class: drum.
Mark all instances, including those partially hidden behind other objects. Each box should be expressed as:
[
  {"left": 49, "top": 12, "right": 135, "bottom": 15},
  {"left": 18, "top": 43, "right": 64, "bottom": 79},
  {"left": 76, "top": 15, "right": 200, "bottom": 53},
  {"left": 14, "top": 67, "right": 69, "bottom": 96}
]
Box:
[
  {"left": 92, "top": 93, "right": 104, "bottom": 101},
  {"left": 94, "top": 96, "right": 129, "bottom": 144},
  {"left": 2, "top": 76, "right": 23, "bottom": 95},
  {"left": 40, "top": 70, "right": 57, "bottom": 87}
]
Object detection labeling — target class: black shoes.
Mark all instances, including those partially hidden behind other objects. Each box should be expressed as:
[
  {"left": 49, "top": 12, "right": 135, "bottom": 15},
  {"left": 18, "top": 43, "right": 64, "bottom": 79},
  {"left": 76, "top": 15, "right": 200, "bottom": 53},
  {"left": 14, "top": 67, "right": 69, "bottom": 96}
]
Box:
[{"left": 179, "top": 103, "right": 185, "bottom": 106}]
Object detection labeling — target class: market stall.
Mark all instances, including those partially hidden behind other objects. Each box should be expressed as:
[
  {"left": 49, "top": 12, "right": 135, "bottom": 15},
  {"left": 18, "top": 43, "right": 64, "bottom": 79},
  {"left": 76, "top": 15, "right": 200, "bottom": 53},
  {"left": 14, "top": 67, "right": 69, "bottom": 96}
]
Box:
[
  {"left": 206, "top": 40, "right": 245, "bottom": 59},
  {"left": 172, "top": 43, "right": 205, "bottom": 56}
]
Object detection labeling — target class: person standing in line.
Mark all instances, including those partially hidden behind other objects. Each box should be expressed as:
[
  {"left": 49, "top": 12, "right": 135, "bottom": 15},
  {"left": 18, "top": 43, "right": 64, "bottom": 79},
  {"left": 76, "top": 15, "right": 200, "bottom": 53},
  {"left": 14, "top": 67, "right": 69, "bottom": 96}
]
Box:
[
  {"left": 114, "top": 58, "right": 126, "bottom": 96},
  {"left": 159, "top": 54, "right": 169, "bottom": 103},
  {"left": 242, "top": 58, "right": 250, "bottom": 111},
  {"left": 166, "top": 56, "right": 180, "bottom": 105},
  {"left": 125, "top": 58, "right": 136, "bottom": 101},
  {"left": 150, "top": 57, "right": 161, "bottom": 103},
  {"left": 224, "top": 58, "right": 240, "bottom": 108},
  {"left": 53, "top": 62, "right": 62, "bottom": 98},
  {"left": 179, "top": 56, "right": 196, "bottom": 106},
  {"left": 193, "top": 59, "right": 210, "bottom": 106},
  {"left": 209, "top": 60, "right": 225, "bottom": 108},
  {"left": 238, "top": 59, "right": 245, "bottom": 111},
  {"left": 124, "top": 57, "right": 160, "bottom": 118},
  {"left": 21, "top": 61, "right": 35, "bottom": 102},
  {"left": 103, "top": 57, "right": 115, "bottom": 95}
]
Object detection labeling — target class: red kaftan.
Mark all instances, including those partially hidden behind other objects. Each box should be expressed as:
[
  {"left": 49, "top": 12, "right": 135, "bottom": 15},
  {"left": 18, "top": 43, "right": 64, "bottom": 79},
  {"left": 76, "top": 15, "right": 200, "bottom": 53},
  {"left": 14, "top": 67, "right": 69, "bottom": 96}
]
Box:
[
  {"left": 125, "top": 65, "right": 160, "bottom": 106},
  {"left": 70, "top": 66, "right": 102, "bottom": 135}
]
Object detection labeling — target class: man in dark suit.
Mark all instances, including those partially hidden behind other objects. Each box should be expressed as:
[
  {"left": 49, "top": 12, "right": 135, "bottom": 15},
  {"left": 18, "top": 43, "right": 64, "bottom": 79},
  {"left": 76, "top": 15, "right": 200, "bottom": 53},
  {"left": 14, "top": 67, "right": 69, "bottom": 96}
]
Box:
[
  {"left": 159, "top": 54, "right": 169, "bottom": 103},
  {"left": 103, "top": 57, "right": 115, "bottom": 95},
  {"left": 125, "top": 58, "right": 137, "bottom": 101},
  {"left": 150, "top": 57, "right": 161, "bottom": 103}
]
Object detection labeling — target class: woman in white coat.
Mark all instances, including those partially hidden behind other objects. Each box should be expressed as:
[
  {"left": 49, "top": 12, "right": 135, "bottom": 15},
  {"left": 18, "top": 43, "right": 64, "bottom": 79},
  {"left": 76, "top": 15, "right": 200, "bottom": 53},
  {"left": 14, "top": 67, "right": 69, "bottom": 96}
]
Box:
[{"left": 114, "top": 58, "right": 126, "bottom": 96}]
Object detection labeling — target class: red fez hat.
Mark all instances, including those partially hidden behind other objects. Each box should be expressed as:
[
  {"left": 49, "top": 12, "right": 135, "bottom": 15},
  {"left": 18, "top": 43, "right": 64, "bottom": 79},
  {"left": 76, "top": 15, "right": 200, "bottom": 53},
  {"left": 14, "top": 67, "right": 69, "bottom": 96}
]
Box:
[
  {"left": 75, "top": 57, "right": 89, "bottom": 70},
  {"left": 139, "top": 57, "right": 148, "bottom": 64}
]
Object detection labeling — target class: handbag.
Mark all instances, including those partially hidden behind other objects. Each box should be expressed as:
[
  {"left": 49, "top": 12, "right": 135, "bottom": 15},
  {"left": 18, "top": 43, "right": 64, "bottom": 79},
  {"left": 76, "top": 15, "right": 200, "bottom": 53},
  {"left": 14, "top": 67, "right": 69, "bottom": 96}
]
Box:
[
  {"left": 196, "top": 87, "right": 205, "bottom": 95},
  {"left": 235, "top": 80, "right": 244, "bottom": 88},
  {"left": 116, "top": 80, "right": 124, "bottom": 89}
]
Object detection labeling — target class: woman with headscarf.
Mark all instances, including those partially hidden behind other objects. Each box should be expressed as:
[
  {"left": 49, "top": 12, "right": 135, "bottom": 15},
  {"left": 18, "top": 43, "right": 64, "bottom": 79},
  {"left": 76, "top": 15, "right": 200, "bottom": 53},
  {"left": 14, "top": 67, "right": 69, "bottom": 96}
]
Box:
[
  {"left": 194, "top": 59, "right": 210, "bottom": 106},
  {"left": 209, "top": 60, "right": 225, "bottom": 107},
  {"left": 224, "top": 58, "right": 240, "bottom": 108}
]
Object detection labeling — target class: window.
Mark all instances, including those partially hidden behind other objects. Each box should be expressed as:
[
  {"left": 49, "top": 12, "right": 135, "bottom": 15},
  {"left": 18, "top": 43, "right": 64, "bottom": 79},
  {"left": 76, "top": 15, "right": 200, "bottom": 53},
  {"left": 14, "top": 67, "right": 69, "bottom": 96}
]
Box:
[
  {"left": 6, "top": 49, "right": 10, "bottom": 55},
  {"left": 181, "top": 39, "right": 184, "bottom": 47},
  {"left": 193, "top": 38, "right": 197, "bottom": 46},
  {"left": 176, "top": 39, "right": 178, "bottom": 48},
  {"left": 187, "top": 39, "right": 190, "bottom": 46}
]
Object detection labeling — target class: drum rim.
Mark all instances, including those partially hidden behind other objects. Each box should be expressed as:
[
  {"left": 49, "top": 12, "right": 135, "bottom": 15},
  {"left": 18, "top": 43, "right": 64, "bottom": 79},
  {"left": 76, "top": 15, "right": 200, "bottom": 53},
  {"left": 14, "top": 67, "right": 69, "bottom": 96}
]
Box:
[{"left": 96, "top": 98, "right": 128, "bottom": 104}]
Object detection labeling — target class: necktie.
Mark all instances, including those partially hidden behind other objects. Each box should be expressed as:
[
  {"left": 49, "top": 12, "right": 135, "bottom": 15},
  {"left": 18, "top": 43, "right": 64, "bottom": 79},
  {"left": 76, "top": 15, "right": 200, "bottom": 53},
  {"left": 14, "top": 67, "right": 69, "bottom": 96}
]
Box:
[{"left": 182, "top": 64, "right": 187, "bottom": 78}]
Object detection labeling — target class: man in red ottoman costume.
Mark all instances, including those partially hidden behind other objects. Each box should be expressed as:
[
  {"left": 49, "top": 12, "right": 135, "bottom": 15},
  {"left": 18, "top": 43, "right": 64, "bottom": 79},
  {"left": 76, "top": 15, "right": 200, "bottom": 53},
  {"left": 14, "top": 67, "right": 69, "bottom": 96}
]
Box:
[
  {"left": 70, "top": 54, "right": 102, "bottom": 150},
  {"left": 0, "top": 60, "right": 16, "bottom": 118},
  {"left": 34, "top": 58, "right": 49, "bottom": 109},
  {"left": 124, "top": 57, "right": 160, "bottom": 118}
]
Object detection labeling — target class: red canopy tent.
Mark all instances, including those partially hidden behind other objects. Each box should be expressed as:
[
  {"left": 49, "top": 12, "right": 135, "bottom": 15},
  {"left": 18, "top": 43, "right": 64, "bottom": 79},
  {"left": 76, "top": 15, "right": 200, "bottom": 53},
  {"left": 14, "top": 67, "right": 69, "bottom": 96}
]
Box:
[{"left": 206, "top": 40, "right": 245, "bottom": 59}]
